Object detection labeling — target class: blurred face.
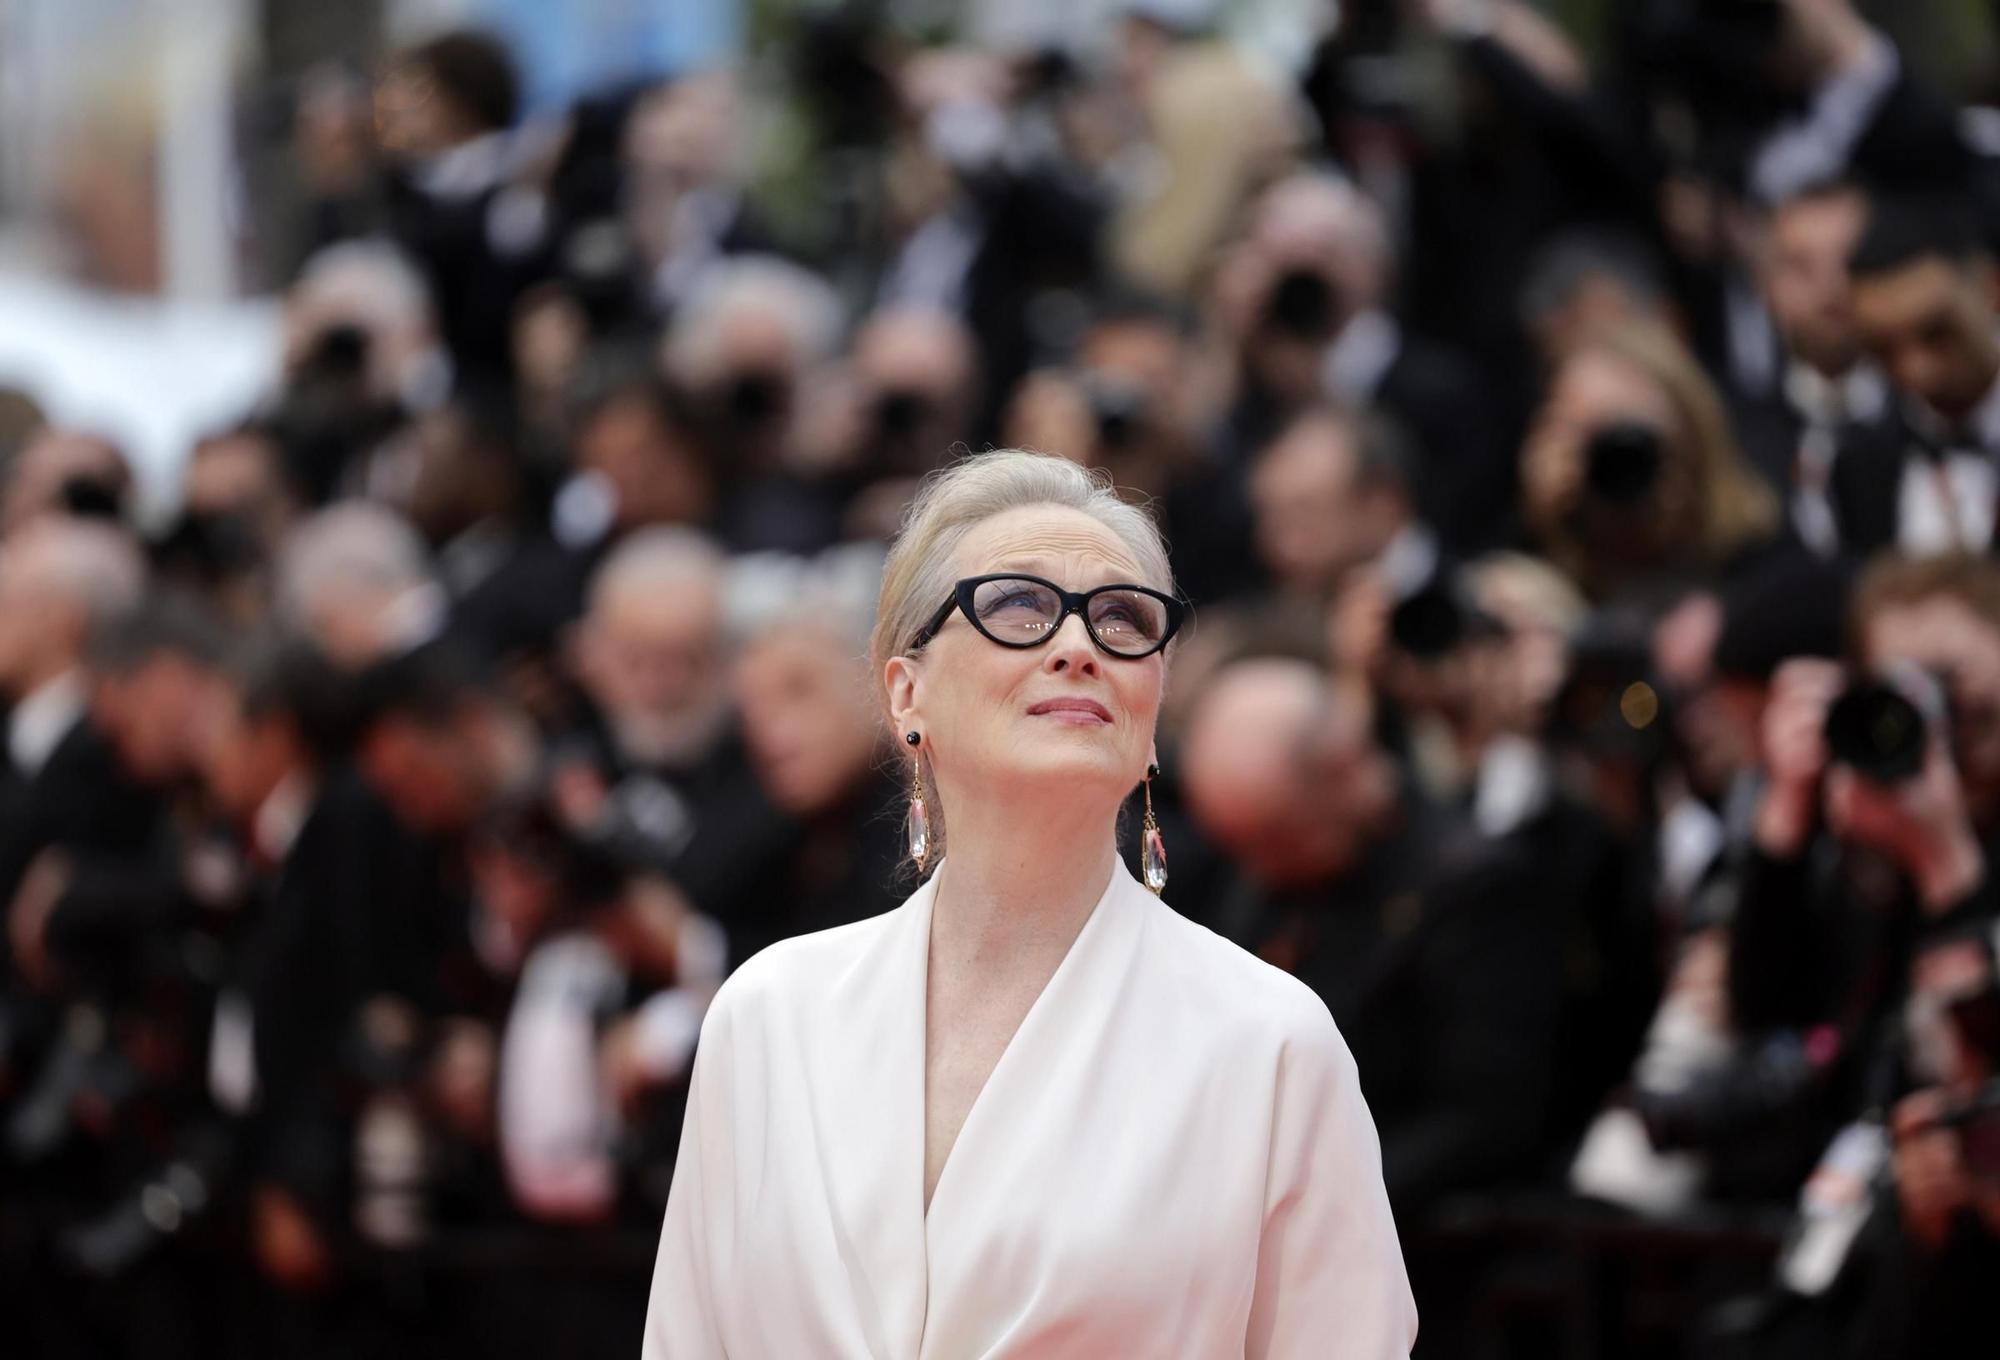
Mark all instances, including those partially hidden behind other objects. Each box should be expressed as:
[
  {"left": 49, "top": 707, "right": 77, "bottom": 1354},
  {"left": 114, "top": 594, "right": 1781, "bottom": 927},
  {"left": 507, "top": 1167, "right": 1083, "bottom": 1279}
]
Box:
[
  {"left": 577, "top": 578, "right": 725, "bottom": 761},
  {"left": 1864, "top": 595, "right": 2000, "bottom": 808},
  {"left": 575, "top": 396, "right": 714, "bottom": 530},
  {"left": 1852, "top": 256, "right": 2000, "bottom": 424},
  {"left": 185, "top": 433, "right": 296, "bottom": 551},
  {"left": 736, "top": 628, "right": 878, "bottom": 816},
  {"left": 1182, "top": 672, "right": 1385, "bottom": 889},
  {"left": 374, "top": 61, "right": 468, "bottom": 158},
  {"left": 2, "top": 431, "right": 128, "bottom": 536},
  {"left": 361, "top": 717, "right": 484, "bottom": 832},
  {"left": 1250, "top": 415, "right": 1390, "bottom": 596},
  {"left": 1761, "top": 189, "right": 1867, "bottom": 377},
  {"left": 199, "top": 698, "right": 295, "bottom": 822},
  {"left": 887, "top": 506, "right": 1165, "bottom": 822},
  {"left": 98, "top": 655, "right": 229, "bottom": 787}
]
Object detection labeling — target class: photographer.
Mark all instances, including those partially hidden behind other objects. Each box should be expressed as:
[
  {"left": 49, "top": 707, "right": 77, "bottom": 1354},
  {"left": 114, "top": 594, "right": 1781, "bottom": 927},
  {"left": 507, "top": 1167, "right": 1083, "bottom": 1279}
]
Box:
[
  {"left": 1521, "top": 320, "right": 1780, "bottom": 605},
  {"left": 1212, "top": 170, "right": 1508, "bottom": 552},
  {"left": 1830, "top": 194, "right": 2000, "bottom": 556}
]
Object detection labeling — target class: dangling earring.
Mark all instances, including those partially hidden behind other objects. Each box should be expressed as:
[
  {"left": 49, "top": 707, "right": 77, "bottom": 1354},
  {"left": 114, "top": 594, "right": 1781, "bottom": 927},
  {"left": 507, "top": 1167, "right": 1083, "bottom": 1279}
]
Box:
[
  {"left": 904, "top": 731, "right": 931, "bottom": 871},
  {"left": 1141, "top": 762, "right": 1168, "bottom": 896}
]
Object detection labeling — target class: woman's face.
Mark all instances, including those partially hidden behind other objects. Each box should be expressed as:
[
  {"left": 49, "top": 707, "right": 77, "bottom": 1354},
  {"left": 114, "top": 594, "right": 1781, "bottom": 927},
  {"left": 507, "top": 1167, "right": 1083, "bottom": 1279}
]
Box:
[{"left": 887, "top": 505, "right": 1166, "bottom": 819}]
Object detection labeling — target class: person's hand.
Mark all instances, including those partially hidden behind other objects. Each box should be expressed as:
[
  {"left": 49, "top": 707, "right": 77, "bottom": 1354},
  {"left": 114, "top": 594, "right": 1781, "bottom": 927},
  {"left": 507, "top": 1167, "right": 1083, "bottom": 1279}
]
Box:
[
  {"left": 598, "top": 1014, "right": 654, "bottom": 1118},
  {"left": 8, "top": 850, "right": 71, "bottom": 993},
  {"left": 1825, "top": 738, "right": 1983, "bottom": 912},
  {"left": 1519, "top": 412, "right": 1585, "bottom": 542},
  {"left": 1781, "top": 0, "right": 1876, "bottom": 84},
  {"left": 1754, "top": 658, "right": 1844, "bottom": 857},
  {"left": 1892, "top": 1088, "right": 1972, "bottom": 1254},
  {"left": 253, "top": 1186, "right": 335, "bottom": 1293},
  {"left": 1326, "top": 569, "right": 1390, "bottom": 684},
  {"left": 601, "top": 877, "right": 690, "bottom": 984}
]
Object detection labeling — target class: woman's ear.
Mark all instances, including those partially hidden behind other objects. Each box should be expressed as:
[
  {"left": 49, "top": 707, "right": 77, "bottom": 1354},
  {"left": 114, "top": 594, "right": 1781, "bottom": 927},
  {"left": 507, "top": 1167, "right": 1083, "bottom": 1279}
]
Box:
[{"left": 884, "top": 655, "right": 922, "bottom": 735}]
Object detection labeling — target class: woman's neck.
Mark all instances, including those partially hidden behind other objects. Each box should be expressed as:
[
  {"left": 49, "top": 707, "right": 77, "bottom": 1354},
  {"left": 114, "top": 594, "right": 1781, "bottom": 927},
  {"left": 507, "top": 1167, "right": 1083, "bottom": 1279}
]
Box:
[{"left": 927, "top": 800, "right": 1121, "bottom": 980}]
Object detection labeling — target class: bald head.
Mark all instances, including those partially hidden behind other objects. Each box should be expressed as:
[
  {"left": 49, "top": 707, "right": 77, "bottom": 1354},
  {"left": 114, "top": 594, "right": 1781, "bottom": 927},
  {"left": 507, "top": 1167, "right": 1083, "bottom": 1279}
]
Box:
[{"left": 1182, "top": 657, "right": 1384, "bottom": 888}]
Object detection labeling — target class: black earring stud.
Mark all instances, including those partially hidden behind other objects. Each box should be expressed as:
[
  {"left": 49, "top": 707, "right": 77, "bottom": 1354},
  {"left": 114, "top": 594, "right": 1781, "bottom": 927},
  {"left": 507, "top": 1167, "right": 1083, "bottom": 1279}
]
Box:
[
  {"left": 905, "top": 731, "right": 922, "bottom": 746},
  {"left": 1147, "top": 762, "right": 1160, "bottom": 780}
]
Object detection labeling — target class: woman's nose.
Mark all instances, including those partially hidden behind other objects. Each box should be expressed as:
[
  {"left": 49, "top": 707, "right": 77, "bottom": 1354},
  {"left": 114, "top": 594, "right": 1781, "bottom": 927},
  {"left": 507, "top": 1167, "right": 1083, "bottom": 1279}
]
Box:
[{"left": 1044, "top": 612, "right": 1100, "bottom": 674}]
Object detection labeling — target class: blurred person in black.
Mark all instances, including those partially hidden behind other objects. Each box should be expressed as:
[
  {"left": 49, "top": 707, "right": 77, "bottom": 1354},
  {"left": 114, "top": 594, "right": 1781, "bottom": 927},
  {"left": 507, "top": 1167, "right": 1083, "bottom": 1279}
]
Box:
[
  {"left": 657, "top": 256, "right": 849, "bottom": 553},
  {"left": 0, "top": 521, "right": 146, "bottom": 1101},
  {"left": 553, "top": 528, "right": 791, "bottom": 943},
  {"left": 1179, "top": 655, "right": 1566, "bottom": 1220},
  {"left": 1520, "top": 320, "right": 1781, "bottom": 608},
  {"left": 1210, "top": 170, "right": 1509, "bottom": 553},
  {"left": 1003, "top": 297, "right": 1239, "bottom": 601},
  {"left": 1309, "top": 1, "right": 1654, "bottom": 434},
  {"left": 1569, "top": 552, "right": 1858, "bottom": 1214},
  {"left": 810, "top": 304, "right": 984, "bottom": 546},
  {"left": 152, "top": 422, "right": 307, "bottom": 629},
  {"left": 723, "top": 576, "right": 906, "bottom": 966},
  {"left": 373, "top": 29, "right": 545, "bottom": 387},
  {"left": 1247, "top": 404, "right": 1426, "bottom": 610},
  {"left": 4, "top": 597, "right": 237, "bottom": 1360},
  {"left": 1831, "top": 194, "right": 2000, "bottom": 556},
  {"left": 1732, "top": 179, "right": 1885, "bottom": 552},
  {"left": 275, "top": 242, "right": 448, "bottom": 506}
]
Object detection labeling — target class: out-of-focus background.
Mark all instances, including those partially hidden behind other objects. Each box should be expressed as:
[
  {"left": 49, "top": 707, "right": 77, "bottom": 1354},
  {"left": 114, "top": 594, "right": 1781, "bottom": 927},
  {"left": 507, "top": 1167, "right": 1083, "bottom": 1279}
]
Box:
[{"left": 4, "top": 1, "right": 2000, "bottom": 1356}]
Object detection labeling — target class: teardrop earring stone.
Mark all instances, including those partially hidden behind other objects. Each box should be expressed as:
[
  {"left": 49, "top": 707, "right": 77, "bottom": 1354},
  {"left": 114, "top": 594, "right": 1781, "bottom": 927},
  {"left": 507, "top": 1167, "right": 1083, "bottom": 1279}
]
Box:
[
  {"left": 1142, "top": 823, "right": 1168, "bottom": 895},
  {"left": 906, "top": 794, "right": 930, "bottom": 866}
]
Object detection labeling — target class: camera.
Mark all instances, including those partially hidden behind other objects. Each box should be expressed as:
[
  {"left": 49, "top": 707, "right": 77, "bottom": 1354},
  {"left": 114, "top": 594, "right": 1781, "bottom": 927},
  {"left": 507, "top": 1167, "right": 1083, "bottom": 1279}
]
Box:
[
  {"left": 1823, "top": 670, "right": 1948, "bottom": 785},
  {"left": 1084, "top": 376, "right": 1148, "bottom": 454},
  {"left": 1262, "top": 268, "right": 1339, "bottom": 342},
  {"left": 1387, "top": 560, "right": 1496, "bottom": 661},
  {"left": 1582, "top": 422, "right": 1664, "bottom": 508}
]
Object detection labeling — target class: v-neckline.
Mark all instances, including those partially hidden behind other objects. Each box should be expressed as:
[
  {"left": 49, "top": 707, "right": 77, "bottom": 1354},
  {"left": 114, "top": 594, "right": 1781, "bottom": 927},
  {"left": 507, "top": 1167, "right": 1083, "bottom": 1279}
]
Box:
[{"left": 914, "top": 862, "right": 1125, "bottom": 1230}]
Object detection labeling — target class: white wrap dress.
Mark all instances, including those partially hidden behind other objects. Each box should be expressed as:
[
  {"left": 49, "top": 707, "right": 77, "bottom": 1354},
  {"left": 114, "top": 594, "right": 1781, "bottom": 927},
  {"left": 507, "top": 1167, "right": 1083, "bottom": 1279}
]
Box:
[{"left": 642, "top": 860, "right": 1417, "bottom": 1358}]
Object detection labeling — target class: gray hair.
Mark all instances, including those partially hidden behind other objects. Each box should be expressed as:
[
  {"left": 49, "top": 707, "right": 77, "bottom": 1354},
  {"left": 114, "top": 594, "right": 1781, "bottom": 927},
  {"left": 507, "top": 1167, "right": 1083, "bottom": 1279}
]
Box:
[
  {"left": 276, "top": 500, "right": 435, "bottom": 632},
  {"left": 869, "top": 448, "right": 1176, "bottom": 686},
  {"left": 662, "top": 254, "right": 844, "bottom": 386},
  {"left": 587, "top": 525, "right": 727, "bottom": 617}
]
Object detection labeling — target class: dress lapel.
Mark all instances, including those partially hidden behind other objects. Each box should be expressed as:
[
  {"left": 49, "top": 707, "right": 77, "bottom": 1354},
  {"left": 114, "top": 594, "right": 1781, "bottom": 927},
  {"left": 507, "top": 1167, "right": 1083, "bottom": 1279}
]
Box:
[{"left": 814, "top": 871, "right": 937, "bottom": 1359}]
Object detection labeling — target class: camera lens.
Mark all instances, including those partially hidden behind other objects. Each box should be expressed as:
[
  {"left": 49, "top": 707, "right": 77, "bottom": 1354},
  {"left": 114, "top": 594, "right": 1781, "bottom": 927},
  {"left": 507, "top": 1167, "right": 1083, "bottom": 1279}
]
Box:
[
  {"left": 1582, "top": 422, "right": 1664, "bottom": 507},
  {"left": 1264, "top": 269, "right": 1338, "bottom": 340},
  {"left": 1823, "top": 679, "right": 1928, "bottom": 784},
  {"left": 1087, "top": 378, "right": 1147, "bottom": 453},
  {"left": 874, "top": 388, "right": 930, "bottom": 441},
  {"left": 1389, "top": 581, "right": 1466, "bottom": 660}
]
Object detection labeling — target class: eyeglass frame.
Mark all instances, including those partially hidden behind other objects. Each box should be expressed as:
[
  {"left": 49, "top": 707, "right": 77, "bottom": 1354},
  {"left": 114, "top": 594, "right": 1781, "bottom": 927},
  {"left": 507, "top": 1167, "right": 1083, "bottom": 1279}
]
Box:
[{"left": 908, "top": 572, "right": 1187, "bottom": 659}]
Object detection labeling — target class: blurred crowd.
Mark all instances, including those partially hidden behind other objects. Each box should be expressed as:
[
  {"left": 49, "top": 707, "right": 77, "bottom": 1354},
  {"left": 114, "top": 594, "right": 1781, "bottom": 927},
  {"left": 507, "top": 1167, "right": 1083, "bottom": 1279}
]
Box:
[{"left": 6, "top": 1, "right": 2000, "bottom": 1356}]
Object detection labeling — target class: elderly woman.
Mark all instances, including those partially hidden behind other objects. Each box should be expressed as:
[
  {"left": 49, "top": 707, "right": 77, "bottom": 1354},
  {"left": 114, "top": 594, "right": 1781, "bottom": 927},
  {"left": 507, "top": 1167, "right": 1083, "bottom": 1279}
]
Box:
[{"left": 643, "top": 451, "right": 1415, "bottom": 1358}]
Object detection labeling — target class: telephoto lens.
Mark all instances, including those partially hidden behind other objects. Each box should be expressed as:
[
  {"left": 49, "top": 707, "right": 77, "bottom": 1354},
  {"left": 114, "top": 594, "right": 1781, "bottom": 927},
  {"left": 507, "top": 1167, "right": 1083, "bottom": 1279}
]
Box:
[
  {"left": 1581, "top": 422, "right": 1664, "bottom": 507},
  {"left": 1823, "top": 678, "right": 1929, "bottom": 784}
]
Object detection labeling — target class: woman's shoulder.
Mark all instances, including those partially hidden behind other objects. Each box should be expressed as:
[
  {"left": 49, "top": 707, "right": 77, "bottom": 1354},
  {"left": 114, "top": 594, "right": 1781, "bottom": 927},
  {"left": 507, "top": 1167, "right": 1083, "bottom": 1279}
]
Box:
[
  {"left": 706, "top": 903, "right": 910, "bottom": 1020},
  {"left": 1137, "top": 892, "right": 1349, "bottom": 1058}
]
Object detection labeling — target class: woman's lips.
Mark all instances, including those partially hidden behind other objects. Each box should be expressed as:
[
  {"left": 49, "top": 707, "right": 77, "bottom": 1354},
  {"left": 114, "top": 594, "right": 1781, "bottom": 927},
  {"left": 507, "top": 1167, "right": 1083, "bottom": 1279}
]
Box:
[{"left": 1027, "top": 697, "right": 1113, "bottom": 724}]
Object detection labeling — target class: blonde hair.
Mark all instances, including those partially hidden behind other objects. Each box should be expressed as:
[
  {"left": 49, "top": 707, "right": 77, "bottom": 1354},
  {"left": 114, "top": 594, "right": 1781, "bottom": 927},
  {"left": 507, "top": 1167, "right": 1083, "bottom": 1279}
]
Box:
[
  {"left": 1592, "top": 322, "right": 1775, "bottom": 559},
  {"left": 869, "top": 450, "right": 1177, "bottom": 866}
]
